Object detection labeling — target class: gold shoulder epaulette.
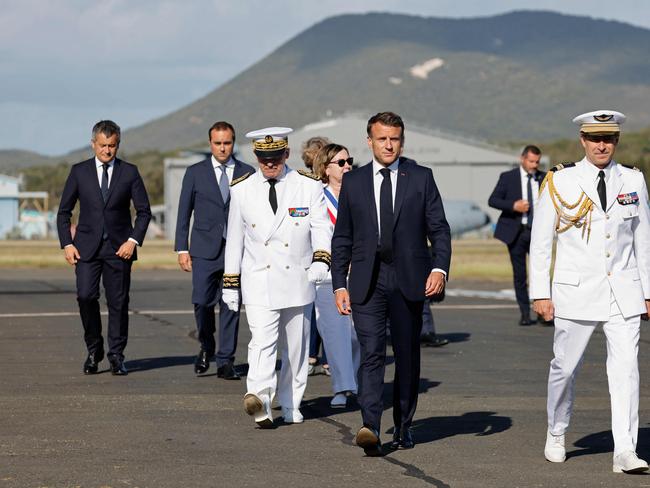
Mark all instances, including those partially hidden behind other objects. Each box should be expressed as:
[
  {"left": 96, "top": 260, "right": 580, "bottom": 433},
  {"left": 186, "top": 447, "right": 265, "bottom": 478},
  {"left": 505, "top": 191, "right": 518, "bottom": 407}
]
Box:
[
  {"left": 620, "top": 163, "right": 641, "bottom": 172},
  {"left": 297, "top": 169, "right": 321, "bottom": 181},
  {"left": 230, "top": 172, "right": 252, "bottom": 187}
]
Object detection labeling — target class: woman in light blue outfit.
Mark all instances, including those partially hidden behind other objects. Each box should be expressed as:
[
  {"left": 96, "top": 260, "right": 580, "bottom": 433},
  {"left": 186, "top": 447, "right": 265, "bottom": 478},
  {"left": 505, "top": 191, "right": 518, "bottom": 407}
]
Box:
[{"left": 312, "top": 143, "right": 360, "bottom": 408}]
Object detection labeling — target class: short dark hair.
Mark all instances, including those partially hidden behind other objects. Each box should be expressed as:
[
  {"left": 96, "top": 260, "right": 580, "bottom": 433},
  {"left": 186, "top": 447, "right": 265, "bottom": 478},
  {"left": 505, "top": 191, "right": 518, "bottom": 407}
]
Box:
[
  {"left": 92, "top": 120, "right": 121, "bottom": 143},
  {"left": 521, "top": 144, "right": 541, "bottom": 157},
  {"left": 208, "top": 121, "right": 236, "bottom": 142},
  {"left": 367, "top": 112, "right": 405, "bottom": 140}
]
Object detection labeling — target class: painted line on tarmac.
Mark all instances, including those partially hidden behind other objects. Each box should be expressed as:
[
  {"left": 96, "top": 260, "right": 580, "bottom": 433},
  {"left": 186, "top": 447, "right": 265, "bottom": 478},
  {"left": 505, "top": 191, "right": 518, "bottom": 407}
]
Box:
[{"left": 0, "top": 304, "right": 517, "bottom": 318}]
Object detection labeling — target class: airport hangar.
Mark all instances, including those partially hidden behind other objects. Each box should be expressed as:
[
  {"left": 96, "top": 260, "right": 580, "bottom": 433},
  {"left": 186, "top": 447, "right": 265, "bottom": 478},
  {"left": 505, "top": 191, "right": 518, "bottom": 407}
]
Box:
[{"left": 162, "top": 114, "right": 549, "bottom": 240}]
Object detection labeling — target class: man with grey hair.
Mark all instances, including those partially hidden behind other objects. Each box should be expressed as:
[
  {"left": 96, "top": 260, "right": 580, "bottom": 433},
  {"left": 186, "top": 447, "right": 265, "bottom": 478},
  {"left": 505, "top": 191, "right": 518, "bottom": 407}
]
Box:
[{"left": 57, "top": 120, "right": 151, "bottom": 376}]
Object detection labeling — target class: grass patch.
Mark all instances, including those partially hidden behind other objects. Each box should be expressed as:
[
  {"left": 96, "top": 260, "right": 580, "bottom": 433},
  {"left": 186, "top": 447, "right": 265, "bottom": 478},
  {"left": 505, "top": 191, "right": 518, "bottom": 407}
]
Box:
[{"left": 0, "top": 239, "right": 515, "bottom": 281}]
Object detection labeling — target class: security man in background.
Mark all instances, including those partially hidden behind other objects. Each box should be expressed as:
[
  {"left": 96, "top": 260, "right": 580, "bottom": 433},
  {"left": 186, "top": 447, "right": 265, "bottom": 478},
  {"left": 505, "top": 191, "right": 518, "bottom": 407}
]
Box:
[
  {"left": 222, "top": 127, "right": 331, "bottom": 428},
  {"left": 489, "top": 145, "right": 545, "bottom": 325},
  {"left": 174, "top": 121, "right": 254, "bottom": 379},
  {"left": 530, "top": 110, "right": 650, "bottom": 474}
]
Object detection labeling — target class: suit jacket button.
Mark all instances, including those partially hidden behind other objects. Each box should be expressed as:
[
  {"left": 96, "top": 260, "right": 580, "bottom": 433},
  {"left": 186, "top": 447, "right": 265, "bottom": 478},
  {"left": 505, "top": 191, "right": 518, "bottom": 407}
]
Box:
[
  {"left": 266, "top": 265, "right": 270, "bottom": 269},
  {"left": 252, "top": 224, "right": 256, "bottom": 228},
  {"left": 285, "top": 266, "right": 290, "bottom": 269},
  {"left": 264, "top": 242, "right": 268, "bottom": 246},
  {"left": 284, "top": 243, "right": 288, "bottom": 247},
  {"left": 295, "top": 222, "right": 299, "bottom": 226}
]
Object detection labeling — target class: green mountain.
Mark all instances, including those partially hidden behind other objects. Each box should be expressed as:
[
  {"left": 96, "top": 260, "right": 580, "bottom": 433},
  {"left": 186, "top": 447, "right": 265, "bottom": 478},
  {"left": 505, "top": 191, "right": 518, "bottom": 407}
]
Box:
[
  {"left": 4, "top": 10, "right": 650, "bottom": 168},
  {"left": 120, "top": 10, "right": 650, "bottom": 153}
]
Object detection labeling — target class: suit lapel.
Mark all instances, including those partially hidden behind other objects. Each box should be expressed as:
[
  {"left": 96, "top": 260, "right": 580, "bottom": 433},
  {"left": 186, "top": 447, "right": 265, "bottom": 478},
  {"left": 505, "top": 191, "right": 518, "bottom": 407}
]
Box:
[
  {"left": 265, "top": 169, "right": 299, "bottom": 240},
  {"left": 512, "top": 168, "right": 523, "bottom": 200},
  {"left": 362, "top": 163, "right": 379, "bottom": 234},
  {"left": 393, "top": 160, "right": 410, "bottom": 227},
  {"left": 203, "top": 158, "right": 225, "bottom": 207},
  {"left": 606, "top": 163, "right": 624, "bottom": 212},
  {"left": 86, "top": 159, "right": 105, "bottom": 205}
]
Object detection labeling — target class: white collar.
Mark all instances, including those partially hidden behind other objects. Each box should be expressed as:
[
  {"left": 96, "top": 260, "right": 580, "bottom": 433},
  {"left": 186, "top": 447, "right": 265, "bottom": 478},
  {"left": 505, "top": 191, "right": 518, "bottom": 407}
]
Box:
[
  {"left": 211, "top": 155, "right": 234, "bottom": 169},
  {"left": 372, "top": 157, "right": 400, "bottom": 175},
  {"left": 95, "top": 157, "right": 114, "bottom": 168}
]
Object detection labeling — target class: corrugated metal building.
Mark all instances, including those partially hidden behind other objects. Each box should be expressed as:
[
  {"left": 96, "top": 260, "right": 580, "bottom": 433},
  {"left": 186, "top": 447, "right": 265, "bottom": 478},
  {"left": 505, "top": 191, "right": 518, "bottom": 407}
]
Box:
[
  {"left": 163, "top": 116, "right": 549, "bottom": 237},
  {"left": 237, "top": 115, "right": 549, "bottom": 221}
]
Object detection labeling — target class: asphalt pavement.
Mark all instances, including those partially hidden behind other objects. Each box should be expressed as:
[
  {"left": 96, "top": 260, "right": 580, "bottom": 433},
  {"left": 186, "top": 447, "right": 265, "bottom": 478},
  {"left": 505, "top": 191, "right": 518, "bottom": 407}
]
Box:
[{"left": 1, "top": 268, "right": 649, "bottom": 487}]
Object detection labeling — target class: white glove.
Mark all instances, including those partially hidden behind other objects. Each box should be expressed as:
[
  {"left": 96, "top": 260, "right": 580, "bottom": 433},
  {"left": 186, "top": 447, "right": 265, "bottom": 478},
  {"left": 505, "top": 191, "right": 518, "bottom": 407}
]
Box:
[
  {"left": 307, "top": 262, "right": 329, "bottom": 284},
  {"left": 222, "top": 288, "right": 240, "bottom": 312}
]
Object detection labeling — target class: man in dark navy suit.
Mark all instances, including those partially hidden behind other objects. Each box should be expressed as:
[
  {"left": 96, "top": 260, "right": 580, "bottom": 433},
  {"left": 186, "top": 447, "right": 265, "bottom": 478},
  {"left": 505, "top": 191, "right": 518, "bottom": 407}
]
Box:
[
  {"left": 174, "top": 121, "right": 254, "bottom": 379},
  {"left": 488, "top": 145, "right": 545, "bottom": 325},
  {"left": 57, "top": 120, "right": 151, "bottom": 376},
  {"left": 332, "top": 112, "right": 451, "bottom": 456}
]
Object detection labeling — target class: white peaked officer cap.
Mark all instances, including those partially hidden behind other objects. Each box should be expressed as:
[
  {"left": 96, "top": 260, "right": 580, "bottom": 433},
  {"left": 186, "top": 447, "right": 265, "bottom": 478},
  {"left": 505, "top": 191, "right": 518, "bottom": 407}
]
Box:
[
  {"left": 245, "top": 127, "right": 293, "bottom": 159},
  {"left": 572, "top": 110, "right": 626, "bottom": 134}
]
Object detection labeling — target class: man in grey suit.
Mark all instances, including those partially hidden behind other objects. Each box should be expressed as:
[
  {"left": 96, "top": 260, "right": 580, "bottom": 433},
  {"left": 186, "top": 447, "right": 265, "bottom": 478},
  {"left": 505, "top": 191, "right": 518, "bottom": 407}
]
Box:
[{"left": 175, "top": 121, "right": 254, "bottom": 379}]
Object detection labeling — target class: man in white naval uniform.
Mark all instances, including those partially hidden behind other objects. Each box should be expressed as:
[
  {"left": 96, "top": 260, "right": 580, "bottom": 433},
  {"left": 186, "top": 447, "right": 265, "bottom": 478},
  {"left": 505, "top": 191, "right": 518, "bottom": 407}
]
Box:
[
  {"left": 222, "top": 127, "right": 331, "bottom": 428},
  {"left": 530, "top": 110, "right": 650, "bottom": 474}
]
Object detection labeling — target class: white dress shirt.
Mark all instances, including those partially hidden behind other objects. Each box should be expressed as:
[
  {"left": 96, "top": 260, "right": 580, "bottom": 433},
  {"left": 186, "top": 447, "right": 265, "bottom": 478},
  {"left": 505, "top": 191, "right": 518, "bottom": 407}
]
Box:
[
  {"left": 212, "top": 155, "right": 236, "bottom": 183},
  {"left": 519, "top": 166, "right": 539, "bottom": 226},
  {"left": 96, "top": 157, "right": 114, "bottom": 187}
]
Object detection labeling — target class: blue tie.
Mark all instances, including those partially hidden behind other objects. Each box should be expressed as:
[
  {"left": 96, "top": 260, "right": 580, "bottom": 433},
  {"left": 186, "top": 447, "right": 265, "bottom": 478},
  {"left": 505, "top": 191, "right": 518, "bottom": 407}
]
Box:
[{"left": 218, "top": 164, "right": 229, "bottom": 203}]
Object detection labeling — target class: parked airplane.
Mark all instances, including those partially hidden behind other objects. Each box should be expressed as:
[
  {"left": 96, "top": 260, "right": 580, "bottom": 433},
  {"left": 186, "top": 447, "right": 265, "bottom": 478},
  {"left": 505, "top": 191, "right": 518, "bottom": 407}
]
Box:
[{"left": 443, "top": 200, "right": 491, "bottom": 237}]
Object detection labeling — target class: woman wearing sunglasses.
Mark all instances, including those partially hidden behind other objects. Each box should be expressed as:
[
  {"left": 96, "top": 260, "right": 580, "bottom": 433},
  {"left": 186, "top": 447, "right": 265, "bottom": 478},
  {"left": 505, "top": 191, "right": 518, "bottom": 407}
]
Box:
[{"left": 312, "top": 143, "right": 360, "bottom": 408}]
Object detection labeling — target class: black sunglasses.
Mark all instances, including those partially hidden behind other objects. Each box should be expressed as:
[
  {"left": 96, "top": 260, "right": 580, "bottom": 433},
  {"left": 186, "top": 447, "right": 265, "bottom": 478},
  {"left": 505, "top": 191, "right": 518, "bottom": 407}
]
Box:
[
  {"left": 328, "top": 157, "right": 354, "bottom": 167},
  {"left": 583, "top": 134, "right": 618, "bottom": 144}
]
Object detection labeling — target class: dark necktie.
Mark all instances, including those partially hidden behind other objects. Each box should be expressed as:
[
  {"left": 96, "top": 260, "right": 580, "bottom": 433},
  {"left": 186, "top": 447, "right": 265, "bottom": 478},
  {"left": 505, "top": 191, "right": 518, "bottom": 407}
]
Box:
[
  {"left": 379, "top": 168, "right": 393, "bottom": 263},
  {"left": 526, "top": 173, "right": 534, "bottom": 227},
  {"left": 597, "top": 170, "right": 606, "bottom": 211},
  {"left": 101, "top": 163, "right": 109, "bottom": 203},
  {"left": 268, "top": 179, "right": 278, "bottom": 214},
  {"left": 218, "top": 164, "right": 229, "bottom": 203},
  {"left": 101, "top": 163, "right": 109, "bottom": 240}
]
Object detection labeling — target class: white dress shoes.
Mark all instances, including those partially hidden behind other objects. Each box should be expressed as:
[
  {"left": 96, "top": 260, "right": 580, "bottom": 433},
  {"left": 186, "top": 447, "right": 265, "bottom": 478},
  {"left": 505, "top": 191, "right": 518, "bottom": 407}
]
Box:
[
  {"left": 613, "top": 451, "right": 649, "bottom": 474},
  {"left": 281, "top": 407, "right": 304, "bottom": 424},
  {"left": 544, "top": 430, "right": 566, "bottom": 463},
  {"left": 243, "top": 392, "right": 273, "bottom": 428}
]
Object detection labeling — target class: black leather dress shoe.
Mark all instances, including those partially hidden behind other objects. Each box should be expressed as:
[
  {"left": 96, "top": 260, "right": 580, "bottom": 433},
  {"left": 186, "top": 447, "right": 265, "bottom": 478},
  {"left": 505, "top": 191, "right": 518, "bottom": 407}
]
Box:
[
  {"left": 355, "top": 426, "right": 383, "bottom": 457},
  {"left": 83, "top": 351, "right": 104, "bottom": 375},
  {"left": 420, "top": 333, "right": 449, "bottom": 347},
  {"left": 390, "top": 427, "right": 415, "bottom": 450},
  {"left": 194, "top": 350, "right": 210, "bottom": 375},
  {"left": 217, "top": 362, "right": 240, "bottom": 380},
  {"left": 109, "top": 356, "right": 128, "bottom": 376},
  {"left": 519, "top": 315, "right": 536, "bottom": 326}
]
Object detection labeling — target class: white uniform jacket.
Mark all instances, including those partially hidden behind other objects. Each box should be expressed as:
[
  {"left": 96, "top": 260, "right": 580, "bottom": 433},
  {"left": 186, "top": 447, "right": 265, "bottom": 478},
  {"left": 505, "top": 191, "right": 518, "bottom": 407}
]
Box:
[
  {"left": 530, "top": 158, "right": 650, "bottom": 321},
  {"left": 224, "top": 167, "right": 332, "bottom": 310}
]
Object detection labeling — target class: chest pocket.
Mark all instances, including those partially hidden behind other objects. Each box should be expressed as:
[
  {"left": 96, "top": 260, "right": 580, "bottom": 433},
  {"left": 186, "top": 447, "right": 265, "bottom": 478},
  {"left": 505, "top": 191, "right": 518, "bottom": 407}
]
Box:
[{"left": 621, "top": 204, "right": 639, "bottom": 220}]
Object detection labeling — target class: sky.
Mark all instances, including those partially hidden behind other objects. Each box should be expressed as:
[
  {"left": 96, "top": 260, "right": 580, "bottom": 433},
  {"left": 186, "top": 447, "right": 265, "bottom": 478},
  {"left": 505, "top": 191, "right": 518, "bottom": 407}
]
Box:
[{"left": 2, "top": 0, "right": 649, "bottom": 157}]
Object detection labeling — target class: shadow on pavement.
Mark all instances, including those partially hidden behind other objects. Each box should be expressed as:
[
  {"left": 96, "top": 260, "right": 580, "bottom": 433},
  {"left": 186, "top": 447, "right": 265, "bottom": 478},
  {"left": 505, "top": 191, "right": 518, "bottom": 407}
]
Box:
[
  {"left": 125, "top": 355, "right": 196, "bottom": 372},
  {"left": 569, "top": 427, "right": 650, "bottom": 461},
  {"left": 406, "top": 411, "right": 512, "bottom": 444},
  {"left": 301, "top": 377, "right": 441, "bottom": 421},
  {"left": 437, "top": 332, "right": 471, "bottom": 343}
]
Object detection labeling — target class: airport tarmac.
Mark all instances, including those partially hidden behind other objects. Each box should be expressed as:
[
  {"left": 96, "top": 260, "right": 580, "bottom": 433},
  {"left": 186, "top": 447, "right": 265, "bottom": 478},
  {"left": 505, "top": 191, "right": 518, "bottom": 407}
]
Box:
[{"left": 1, "top": 268, "right": 649, "bottom": 488}]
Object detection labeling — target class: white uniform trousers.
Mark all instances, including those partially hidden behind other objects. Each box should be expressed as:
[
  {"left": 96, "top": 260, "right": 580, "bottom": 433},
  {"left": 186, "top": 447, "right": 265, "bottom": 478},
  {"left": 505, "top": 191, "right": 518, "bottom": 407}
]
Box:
[
  {"left": 315, "top": 281, "right": 360, "bottom": 395},
  {"left": 245, "top": 304, "right": 311, "bottom": 410},
  {"left": 547, "top": 298, "right": 640, "bottom": 457}
]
